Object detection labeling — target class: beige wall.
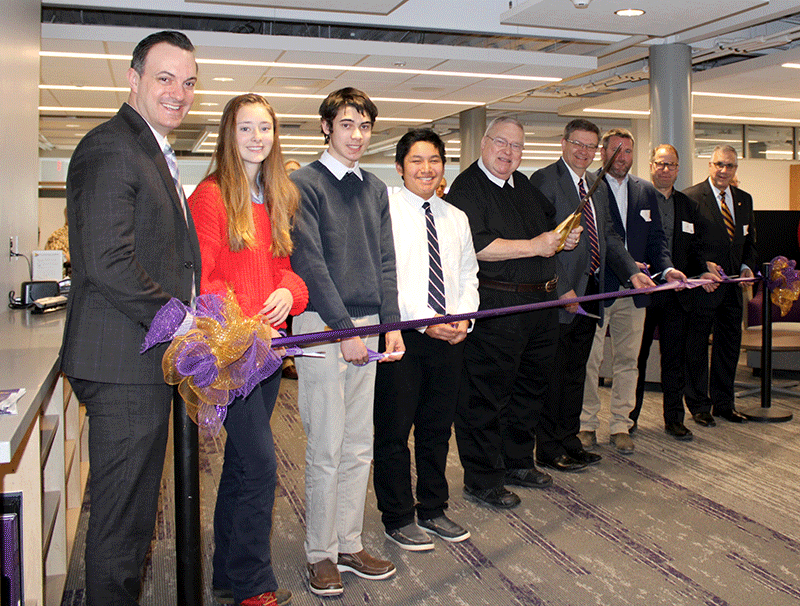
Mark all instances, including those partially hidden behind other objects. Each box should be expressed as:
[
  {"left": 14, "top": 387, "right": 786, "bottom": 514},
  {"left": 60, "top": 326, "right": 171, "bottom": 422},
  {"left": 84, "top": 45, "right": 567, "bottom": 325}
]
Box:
[{"left": 0, "top": 1, "right": 40, "bottom": 296}]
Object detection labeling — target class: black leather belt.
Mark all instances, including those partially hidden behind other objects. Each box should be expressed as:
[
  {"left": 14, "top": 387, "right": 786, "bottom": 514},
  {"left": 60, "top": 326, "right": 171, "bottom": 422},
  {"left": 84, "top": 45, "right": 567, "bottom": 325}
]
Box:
[{"left": 479, "top": 276, "right": 558, "bottom": 293}]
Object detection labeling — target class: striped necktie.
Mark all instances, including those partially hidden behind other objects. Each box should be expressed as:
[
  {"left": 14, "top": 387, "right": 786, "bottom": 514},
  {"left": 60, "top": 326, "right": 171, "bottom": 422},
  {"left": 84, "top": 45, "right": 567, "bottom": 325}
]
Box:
[
  {"left": 164, "top": 143, "right": 189, "bottom": 225},
  {"left": 719, "top": 190, "right": 735, "bottom": 240},
  {"left": 580, "top": 178, "right": 600, "bottom": 274},
  {"left": 422, "top": 201, "right": 446, "bottom": 315}
]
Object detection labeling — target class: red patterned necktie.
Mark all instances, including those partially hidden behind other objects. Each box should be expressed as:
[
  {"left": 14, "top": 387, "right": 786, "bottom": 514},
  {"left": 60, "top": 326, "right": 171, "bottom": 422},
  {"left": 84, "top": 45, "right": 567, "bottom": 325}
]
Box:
[
  {"left": 580, "top": 178, "right": 600, "bottom": 273},
  {"left": 719, "top": 190, "right": 735, "bottom": 240}
]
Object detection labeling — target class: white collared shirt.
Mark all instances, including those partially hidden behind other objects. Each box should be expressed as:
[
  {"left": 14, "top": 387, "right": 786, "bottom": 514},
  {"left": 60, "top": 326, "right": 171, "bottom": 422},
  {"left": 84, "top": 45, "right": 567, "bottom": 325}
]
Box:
[
  {"left": 319, "top": 149, "right": 364, "bottom": 181},
  {"left": 605, "top": 173, "right": 629, "bottom": 244},
  {"left": 477, "top": 157, "right": 514, "bottom": 188},
  {"left": 388, "top": 186, "right": 479, "bottom": 329},
  {"left": 708, "top": 178, "right": 734, "bottom": 224}
]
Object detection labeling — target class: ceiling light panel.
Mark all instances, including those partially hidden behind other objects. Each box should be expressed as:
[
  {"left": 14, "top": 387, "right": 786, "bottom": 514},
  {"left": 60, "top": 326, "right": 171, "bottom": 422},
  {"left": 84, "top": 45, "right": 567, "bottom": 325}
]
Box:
[{"left": 501, "top": 0, "right": 764, "bottom": 38}]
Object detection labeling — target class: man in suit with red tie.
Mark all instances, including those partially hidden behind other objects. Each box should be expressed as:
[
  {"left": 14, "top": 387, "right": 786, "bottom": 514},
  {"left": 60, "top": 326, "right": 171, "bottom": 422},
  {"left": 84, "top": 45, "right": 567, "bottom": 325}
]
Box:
[
  {"left": 532, "top": 119, "right": 654, "bottom": 473},
  {"left": 683, "top": 145, "right": 758, "bottom": 426},
  {"left": 60, "top": 31, "right": 201, "bottom": 605}
]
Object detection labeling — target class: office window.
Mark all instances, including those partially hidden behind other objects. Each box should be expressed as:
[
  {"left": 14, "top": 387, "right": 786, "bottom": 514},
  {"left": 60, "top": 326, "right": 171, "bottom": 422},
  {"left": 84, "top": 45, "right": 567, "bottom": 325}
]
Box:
[
  {"left": 745, "top": 125, "right": 794, "bottom": 160},
  {"left": 694, "top": 123, "right": 743, "bottom": 158}
]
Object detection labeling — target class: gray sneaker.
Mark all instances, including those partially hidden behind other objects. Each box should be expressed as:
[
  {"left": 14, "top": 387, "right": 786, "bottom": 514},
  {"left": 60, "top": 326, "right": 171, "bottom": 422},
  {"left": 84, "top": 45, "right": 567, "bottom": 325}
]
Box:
[
  {"left": 418, "top": 515, "right": 470, "bottom": 543},
  {"left": 385, "top": 522, "right": 434, "bottom": 551}
]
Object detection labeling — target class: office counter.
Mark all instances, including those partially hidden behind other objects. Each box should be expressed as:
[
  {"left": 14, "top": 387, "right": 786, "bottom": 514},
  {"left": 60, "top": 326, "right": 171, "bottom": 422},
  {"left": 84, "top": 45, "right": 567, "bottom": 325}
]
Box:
[{"left": 0, "top": 307, "right": 87, "bottom": 606}]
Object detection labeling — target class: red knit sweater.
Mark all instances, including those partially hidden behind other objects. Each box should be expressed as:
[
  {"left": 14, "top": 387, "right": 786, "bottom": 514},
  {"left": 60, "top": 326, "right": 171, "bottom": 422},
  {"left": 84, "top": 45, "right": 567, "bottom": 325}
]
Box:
[{"left": 188, "top": 176, "right": 308, "bottom": 325}]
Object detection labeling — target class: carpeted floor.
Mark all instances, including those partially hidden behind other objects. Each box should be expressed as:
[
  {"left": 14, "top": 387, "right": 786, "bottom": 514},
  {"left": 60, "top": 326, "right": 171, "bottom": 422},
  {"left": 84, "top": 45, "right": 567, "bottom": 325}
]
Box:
[{"left": 61, "top": 361, "right": 800, "bottom": 606}]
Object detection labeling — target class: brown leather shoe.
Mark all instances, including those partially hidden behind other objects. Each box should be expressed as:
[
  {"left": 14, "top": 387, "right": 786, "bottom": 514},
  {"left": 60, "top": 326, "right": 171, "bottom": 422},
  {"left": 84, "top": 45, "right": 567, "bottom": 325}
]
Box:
[
  {"left": 307, "top": 559, "right": 343, "bottom": 596},
  {"left": 337, "top": 549, "right": 395, "bottom": 580}
]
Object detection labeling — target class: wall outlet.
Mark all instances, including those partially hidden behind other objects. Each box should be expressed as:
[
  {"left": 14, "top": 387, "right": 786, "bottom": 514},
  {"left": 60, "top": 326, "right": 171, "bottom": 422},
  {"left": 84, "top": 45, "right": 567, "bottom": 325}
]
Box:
[{"left": 9, "top": 236, "right": 18, "bottom": 260}]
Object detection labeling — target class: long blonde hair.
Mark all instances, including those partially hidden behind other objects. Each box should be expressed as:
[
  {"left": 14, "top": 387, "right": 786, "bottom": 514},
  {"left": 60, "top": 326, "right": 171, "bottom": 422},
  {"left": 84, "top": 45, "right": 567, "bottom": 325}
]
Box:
[{"left": 208, "top": 93, "right": 299, "bottom": 256}]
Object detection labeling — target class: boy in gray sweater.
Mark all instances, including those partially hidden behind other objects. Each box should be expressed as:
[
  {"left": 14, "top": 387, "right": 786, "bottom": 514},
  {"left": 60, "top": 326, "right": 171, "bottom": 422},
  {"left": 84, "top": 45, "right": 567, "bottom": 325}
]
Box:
[{"left": 290, "top": 87, "right": 404, "bottom": 596}]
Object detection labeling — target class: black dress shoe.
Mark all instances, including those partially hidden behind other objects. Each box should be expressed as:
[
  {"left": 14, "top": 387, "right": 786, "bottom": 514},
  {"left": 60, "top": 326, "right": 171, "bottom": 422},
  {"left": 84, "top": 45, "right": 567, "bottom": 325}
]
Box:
[
  {"left": 691, "top": 411, "right": 716, "bottom": 427},
  {"left": 505, "top": 467, "right": 553, "bottom": 488},
  {"left": 714, "top": 409, "right": 748, "bottom": 423},
  {"left": 665, "top": 422, "right": 694, "bottom": 441},
  {"left": 463, "top": 485, "right": 521, "bottom": 509},
  {"left": 536, "top": 454, "right": 588, "bottom": 473},
  {"left": 568, "top": 449, "right": 602, "bottom": 466}
]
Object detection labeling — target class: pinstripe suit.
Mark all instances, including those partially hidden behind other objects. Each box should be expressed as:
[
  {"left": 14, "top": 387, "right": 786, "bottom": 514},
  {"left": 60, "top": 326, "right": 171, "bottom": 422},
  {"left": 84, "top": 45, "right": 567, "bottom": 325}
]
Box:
[
  {"left": 60, "top": 102, "right": 200, "bottom": 605},
  {"left": 531, "top": 158, "right": 639, "bottom": 461}
]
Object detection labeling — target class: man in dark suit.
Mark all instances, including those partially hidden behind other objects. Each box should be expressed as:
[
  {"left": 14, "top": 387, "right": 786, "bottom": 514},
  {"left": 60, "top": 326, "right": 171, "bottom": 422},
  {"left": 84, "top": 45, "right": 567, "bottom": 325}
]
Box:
[
  {"left": 580, "top": 130, "right": 683, "bottom": 456},
  {"left": 683, "top": 145, "right": 758, "bottom": 426},
  {"left": 531, "top": 118, "right": 653, "bottom": 473},
  {"left": 60, "top": 31, "right": 200, "bottom": 605},
  {"left": 632, "top": 144, "right": 719, "bottom": 440}
]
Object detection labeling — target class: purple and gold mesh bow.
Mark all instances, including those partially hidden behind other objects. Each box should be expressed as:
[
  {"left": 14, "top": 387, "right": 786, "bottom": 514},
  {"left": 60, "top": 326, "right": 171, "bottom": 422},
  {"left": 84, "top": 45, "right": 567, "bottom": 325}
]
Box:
[
  {"left": 768, "top": 256, "right": 800, "bottom": 316},
  {"left": 142, "top": 291, "right": 284, "bottom": 435}
]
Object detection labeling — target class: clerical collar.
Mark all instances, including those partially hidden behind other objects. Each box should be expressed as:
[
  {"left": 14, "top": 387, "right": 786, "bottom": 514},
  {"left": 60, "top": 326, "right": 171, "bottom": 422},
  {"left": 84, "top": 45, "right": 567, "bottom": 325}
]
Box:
[{"left": 478, "top": 157, "right": 514, "bottom": 188}]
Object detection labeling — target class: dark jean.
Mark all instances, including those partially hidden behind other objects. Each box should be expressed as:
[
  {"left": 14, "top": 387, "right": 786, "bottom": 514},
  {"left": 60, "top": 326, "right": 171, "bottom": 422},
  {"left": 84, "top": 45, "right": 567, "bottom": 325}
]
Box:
[{"left": 213, "top": 370, "right": 281, "bottom": 603}]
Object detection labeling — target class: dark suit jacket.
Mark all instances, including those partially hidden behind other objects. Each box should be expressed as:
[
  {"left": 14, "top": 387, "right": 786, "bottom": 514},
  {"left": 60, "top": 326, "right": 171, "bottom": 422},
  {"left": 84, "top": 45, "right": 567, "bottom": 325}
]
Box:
[
  {"left": 60, "top": 103, "right": 201, "bottom": 384},
  {"left": 531, "top": 158, "right": 638, "bottom": 324},
  {"left": 682, "top": 178, "right": 758, "bottom": 309},
  {"left": 602, "top": 173, "right": 671, "bottom": 307}
]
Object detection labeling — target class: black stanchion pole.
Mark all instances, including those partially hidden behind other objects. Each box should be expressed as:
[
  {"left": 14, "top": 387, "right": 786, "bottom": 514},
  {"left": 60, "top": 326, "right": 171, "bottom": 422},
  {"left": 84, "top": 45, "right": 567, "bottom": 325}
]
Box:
[
  {"left": 173, "top": 394, "right": 202, "bottom": 604},
  {"left": 741, "top": 262, "right": 792, "bottom": 422}
]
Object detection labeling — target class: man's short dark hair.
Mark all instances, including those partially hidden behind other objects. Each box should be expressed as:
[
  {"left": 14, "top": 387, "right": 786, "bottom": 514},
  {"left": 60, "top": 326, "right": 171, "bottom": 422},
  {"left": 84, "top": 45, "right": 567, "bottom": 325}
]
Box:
[
  {"left": 131, "top": 31, "right": 195, "bottom": 75},
  {"left": 319, "top": 87, "right": 378, "bottom": 142},
  {"left": 563, "top": 118, "right": 600, "bottom": 141},
  {"left": 395, "top": 129, "right": 446, "bottom": 165}
]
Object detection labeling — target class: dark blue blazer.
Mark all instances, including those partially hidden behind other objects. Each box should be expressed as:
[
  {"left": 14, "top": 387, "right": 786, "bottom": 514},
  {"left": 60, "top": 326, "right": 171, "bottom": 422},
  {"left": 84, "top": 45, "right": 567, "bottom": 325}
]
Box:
[{"left": 601, "top": 173, "right": 672, "bottom": 307}]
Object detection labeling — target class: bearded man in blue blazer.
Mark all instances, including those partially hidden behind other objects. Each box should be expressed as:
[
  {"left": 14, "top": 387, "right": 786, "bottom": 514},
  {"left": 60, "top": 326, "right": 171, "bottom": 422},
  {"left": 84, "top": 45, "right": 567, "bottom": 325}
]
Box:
[{"left": 579, "top": 129, "right": 685, "bottom": 456}]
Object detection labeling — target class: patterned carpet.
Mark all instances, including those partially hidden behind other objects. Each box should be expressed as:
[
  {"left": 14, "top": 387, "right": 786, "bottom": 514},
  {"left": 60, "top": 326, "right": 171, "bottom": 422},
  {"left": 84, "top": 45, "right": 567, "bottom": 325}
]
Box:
[{"left": 61, "top": 361, "right": 800, "bottom": 606}]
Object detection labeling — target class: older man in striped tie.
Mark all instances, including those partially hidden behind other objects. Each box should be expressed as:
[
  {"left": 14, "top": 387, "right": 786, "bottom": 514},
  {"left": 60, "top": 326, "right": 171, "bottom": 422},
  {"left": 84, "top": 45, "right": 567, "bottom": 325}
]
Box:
[{"left": 683, "top": 145, "right": 758, "bottom": 425}]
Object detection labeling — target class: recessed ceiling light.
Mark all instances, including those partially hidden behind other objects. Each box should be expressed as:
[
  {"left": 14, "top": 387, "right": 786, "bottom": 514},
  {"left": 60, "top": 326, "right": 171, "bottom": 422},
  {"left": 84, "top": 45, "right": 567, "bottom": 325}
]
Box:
[
  {"left": 199, "top": 102, "right": 219, "bottom": 106},
  {"left": 615, "top": 8, "right": 645, "bottom": 17},
  {"left": 213, "top": 77, "right": 234, "bottom": 82}
]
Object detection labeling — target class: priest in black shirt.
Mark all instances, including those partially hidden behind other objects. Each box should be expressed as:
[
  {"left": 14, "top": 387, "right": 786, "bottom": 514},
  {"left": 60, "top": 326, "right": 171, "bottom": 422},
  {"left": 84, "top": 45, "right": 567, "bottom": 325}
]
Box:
[{"left": 447, "top": 116, "right": 582, "bottom": 509}]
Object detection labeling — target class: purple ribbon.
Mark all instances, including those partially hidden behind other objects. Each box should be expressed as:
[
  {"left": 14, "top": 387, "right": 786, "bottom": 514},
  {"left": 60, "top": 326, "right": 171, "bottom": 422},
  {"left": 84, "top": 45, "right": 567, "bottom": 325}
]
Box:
[{"left": 271, "top": 276, "right": 758, "bottom": 349}]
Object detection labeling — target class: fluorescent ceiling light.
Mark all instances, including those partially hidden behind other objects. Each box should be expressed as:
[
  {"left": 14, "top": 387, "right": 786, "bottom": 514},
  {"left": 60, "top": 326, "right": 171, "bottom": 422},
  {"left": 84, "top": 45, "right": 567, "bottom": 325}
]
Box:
[
  {"left": 39, "top": 51, "right": 560, "bottom": 83},
  {"left": 583, "top": 107, "right": 800, "bottom": 124},
  {"left": 582, "top": 108, "right": 650, "bottom": 116},
  {"left": 782, "top": 63, "right": 800, "bottom": 69},
  {"left": 40, "top": 106, "right": 428, "bottom": 123},
  {"left": 694, "top": 91, "right": 800, "bottom": 104},
  {"left": 39, "top": 84, "right": 481, "bottom": 106},
  {"left": 615, "top": 9, "right": 645, "bottom": 17}
]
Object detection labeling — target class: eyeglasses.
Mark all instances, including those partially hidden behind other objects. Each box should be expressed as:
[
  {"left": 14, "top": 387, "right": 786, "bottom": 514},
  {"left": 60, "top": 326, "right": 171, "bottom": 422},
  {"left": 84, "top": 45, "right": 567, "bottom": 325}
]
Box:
[
  {"left": 711, "top": 161, "right": 737, "bottom": 170},
  {"left": 486, "top": 136, "right": 524, "bottom": 153},
  {"left": 565, "top": 139, "right": 599, "bottom": 151},
  {"left": 652, "top": 161, "right": 678, "bottom": 170}
]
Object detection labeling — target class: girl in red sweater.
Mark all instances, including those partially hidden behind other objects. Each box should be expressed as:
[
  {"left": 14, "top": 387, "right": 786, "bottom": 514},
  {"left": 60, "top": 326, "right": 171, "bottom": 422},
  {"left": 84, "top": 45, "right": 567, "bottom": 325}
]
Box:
[{"left": 189, "top": 94, "right": 308, "bottom": 606}]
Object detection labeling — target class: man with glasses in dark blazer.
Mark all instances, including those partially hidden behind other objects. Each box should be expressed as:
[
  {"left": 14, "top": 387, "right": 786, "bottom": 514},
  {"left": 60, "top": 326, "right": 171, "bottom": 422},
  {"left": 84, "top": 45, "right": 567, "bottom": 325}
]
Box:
[{"left": 682, "top": 145, "right": 757, "bottom": 427}]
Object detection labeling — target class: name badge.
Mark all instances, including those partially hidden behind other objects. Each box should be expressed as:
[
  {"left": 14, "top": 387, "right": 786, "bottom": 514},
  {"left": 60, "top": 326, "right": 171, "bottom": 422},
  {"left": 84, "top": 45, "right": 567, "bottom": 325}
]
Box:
[
  {"left": 640, "top": 209, "right": 651, "bottom": 222},
  {"left": 682, "top": 221, "right": 694, "bottom": 234},
  {"left": 743, "top": 224, "right": 749, "bottom": 235}
]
